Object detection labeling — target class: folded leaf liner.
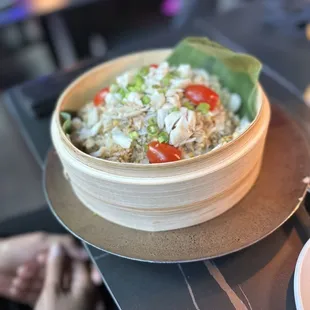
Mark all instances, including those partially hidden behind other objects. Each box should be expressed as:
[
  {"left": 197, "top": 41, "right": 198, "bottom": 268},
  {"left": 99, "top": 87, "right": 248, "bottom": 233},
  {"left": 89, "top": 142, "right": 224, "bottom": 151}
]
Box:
[
  {"left": 168, "top": 37, "right": 262, "bottom": 120},
  {"left": 51, "top": 41, "right": 270, "bottom": 232}
]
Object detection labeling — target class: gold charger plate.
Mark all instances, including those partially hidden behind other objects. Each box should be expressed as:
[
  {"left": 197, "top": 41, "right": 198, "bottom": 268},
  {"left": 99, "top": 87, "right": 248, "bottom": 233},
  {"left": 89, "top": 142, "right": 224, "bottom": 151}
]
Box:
[{"left": 44, "top": 105, "right": 310, "bottom": 263}]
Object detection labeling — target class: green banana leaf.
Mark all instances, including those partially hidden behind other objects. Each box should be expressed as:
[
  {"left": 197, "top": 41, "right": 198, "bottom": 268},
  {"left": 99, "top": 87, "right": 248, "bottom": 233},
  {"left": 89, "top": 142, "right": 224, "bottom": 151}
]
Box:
[{"left": 167, "top": 37, "right": 262, "bottom": 120}]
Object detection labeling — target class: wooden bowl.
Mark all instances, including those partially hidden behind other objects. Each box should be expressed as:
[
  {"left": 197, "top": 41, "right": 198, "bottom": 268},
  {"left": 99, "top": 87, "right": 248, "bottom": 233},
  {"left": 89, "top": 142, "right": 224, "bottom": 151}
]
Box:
[{"left": 51, "top": 49, "right": 271, "bottom": 232}]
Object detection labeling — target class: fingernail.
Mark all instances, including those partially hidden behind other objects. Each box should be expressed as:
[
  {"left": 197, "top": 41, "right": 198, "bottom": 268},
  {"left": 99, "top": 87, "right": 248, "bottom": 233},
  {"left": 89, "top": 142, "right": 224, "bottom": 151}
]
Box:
[
  {"left": 17, "top": 266, "right": 26, "bottom": 276},
  {"left": 37, "top": 253, "right": 46, "bottom": 264},
  {"left": 92, "top": 270, "right": 102, "bottom": 285},
  {"left": 49, "top": 243, "right": 62, "bottom": 259},
  {"left": 12, "top": 278, "right": 20, "bottom": 288},
  {"left": 10, "top": 287, "right": 17, "bottom": 296}
]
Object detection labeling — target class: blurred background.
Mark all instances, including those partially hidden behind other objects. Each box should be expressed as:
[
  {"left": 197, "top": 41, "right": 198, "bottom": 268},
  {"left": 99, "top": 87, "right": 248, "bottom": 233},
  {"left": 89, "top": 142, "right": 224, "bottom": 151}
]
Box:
[{"left": 1, "top": 0, "right": 308, "bottom": 90}]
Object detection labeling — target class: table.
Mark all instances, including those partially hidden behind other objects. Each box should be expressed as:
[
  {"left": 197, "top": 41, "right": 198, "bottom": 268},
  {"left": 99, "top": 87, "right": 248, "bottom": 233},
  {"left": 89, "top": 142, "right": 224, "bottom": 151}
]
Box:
[{"left": 2, "top": 2, "right": 310, "bottom": 309}]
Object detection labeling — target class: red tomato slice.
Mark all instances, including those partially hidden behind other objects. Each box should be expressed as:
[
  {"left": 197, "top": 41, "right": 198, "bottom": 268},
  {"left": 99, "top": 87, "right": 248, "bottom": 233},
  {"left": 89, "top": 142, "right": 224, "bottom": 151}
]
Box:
[
  {"left": 185, "top": 84, "right": 219, "bottom": 110},
  {"left": 150, "top": 64, "right": 158, "bottom": 68},
  {"left": 94, "top": 87, "right": 109, "bottom": 106},
  {"left": 147, "top": 141, "right": 182, "bottom": 164}
]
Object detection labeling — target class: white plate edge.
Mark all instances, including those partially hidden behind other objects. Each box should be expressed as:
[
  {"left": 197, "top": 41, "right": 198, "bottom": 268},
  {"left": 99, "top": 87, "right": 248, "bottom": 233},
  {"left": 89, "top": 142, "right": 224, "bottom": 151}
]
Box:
[{"left": 294, "top": 237, "right": 310, "bottom": 310}]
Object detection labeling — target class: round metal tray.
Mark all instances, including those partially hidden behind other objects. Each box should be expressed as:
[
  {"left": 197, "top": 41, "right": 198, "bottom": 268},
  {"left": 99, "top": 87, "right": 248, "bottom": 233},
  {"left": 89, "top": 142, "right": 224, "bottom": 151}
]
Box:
[{"left": 44, "top": 104, "right": 310, "bottom": 262}]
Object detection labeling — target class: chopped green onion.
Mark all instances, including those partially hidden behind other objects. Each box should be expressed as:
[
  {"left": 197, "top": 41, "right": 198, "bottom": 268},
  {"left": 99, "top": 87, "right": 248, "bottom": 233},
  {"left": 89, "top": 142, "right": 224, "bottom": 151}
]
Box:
[
  {"left": 197, "top": 103, "right": 210, "bottom": 114},
  {"left": 170, "top": 107, "right": 180, "bottom": 112},
  {"left": 110, "top": 84, "right": 119, "bottom": 93},
  {"left": 142, "top": 95, "right": 151, "bottom": 105},
  {"left": 127, "top": 83, "right": 142, "bottom": 92},
  {"left": 147, "top": 125, "right": 159, "bottom": 135},
  {"left": 134, "top": 75, "right": 144, "bottom": 86},
  {"left": 135, "top": 84, "right": 143, "bottom": 92},
  {"left": 183, "top": 101, "right": 195, "bottom": 111},
  {"left": 148, "top": 117, "right": 157, "bottom": 125},
  {"left": 158, "top": 88, "right": 167, "bottom": 94},
  {"left": 162, "top": 73, "right": 173, "bottom": 86},
  {"left": 118, "top": 88, "right": 126, "bottom": 98},
  {"left": 158, "top": 132, "right": 169, "bottom": 143},
  {"left": 172, "top": 71, "right": 180, "bottom": 78},
  {"left": 127, "top": 84, "right": 136, "bottom": 92},
  {"left": 129, "top": 131, "right": 139, "bottom": 140},
  {"left": 140, "top": 66, "right": 149, "bottom": 76}
]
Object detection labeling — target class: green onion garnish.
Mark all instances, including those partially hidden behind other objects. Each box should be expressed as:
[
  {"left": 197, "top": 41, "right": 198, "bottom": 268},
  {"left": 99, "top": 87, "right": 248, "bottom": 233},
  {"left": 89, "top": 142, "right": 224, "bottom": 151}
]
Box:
[
  {"left": 158, "top": 132, "right": 169, "bottom": 143},
  {"left": 162, "top": 73, "right": 173, "bottom": 86},
  {"left": 197, "top": 103, "right": 210, "bottom": 114},
  {"left": 129, "top": 131, "right": 139, "bottom": 140},
  {"left": 134, "top": 75, "right": 144, "bottom": 86},
  {"left": 142, "top": 95, "right": 151, "bottom": 105},
  {"left": 170, "top": 107, "right": 180, "bottom": 112},
  {"left": 183, "top": 101, "right": 195, "bottom": 111},
  {"left": 135, "top": 85, "right": 143, "bottom": 92},
  {"left": 148, "top": 117, "right": 157, "bottom": 125},
  {"left": 127, "top": 85, "right": 136, "bottom": 92},
  {"left": 147, "top": 125, "right": 159, "bottom": 135},
  {"left": 140, "top": 66, "right": 149, "bottom": 76},
  {"left": 118, "top": 88, "right": 126, "bottom": 98},
  {"left": 110, "top": 84, "right": 119, "bottom": 93},
  {"left": 158, "top": 88, "right": 167, "bottom": 94}
]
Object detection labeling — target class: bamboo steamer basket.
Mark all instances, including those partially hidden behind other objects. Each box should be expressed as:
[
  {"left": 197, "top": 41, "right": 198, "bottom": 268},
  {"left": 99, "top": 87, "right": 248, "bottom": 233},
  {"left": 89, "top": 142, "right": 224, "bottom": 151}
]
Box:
[{"left": 51, "top": 49, "right": 271, "bottom": 232}]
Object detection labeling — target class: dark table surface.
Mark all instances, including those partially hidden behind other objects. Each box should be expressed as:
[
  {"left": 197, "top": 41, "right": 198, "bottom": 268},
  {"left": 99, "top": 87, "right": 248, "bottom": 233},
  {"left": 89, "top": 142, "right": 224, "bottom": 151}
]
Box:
[{"left": 2, "top": 2, "right": 310, "bottom": 309}]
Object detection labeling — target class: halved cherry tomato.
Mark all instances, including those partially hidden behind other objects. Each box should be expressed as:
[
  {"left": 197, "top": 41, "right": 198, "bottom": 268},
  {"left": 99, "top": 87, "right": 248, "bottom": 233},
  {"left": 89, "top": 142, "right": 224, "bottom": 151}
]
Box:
[
  {"left": 185, "top": 85, "right": 219, "bottom": 111},
  {"left": 150, "top": 64, "right": 158, "bottom": 68},
  {"left": 94, "top": 87, "right": 109, "bottom": 106},
  {"left": 147, "top": 141, "right": 182, "bottom": 164}
]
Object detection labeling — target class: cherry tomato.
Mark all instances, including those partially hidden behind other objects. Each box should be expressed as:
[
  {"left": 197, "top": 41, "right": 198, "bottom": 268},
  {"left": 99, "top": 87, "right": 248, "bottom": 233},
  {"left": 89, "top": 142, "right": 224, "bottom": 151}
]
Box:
[
  {"left": 150, "top": 64, "right": 158, "bottom": 68},
  {"left": 147, "top": 141, "right": 182, "bottom": 164},
  {"left": 185, "top": 85, "right": 219, "bottom": 111},
  {"left": 94, "top": 87, "right": 109, "bottom": 106}
]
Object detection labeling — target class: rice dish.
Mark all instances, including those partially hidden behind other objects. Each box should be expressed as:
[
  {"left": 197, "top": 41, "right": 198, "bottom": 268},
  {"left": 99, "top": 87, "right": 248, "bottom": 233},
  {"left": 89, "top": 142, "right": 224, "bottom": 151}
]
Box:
[{"left": 62, "top": 62, "right": 251, "bottom": 164}]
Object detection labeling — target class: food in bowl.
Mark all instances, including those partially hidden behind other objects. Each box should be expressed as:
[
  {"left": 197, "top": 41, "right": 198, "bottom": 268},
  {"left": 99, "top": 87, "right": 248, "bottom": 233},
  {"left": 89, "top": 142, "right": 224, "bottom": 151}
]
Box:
[
  {"left": 52, "top": 43, "right": 269, "bottom": 232},
  {"left": 61, "top": 62, "right": 251, "bottom": 164}
]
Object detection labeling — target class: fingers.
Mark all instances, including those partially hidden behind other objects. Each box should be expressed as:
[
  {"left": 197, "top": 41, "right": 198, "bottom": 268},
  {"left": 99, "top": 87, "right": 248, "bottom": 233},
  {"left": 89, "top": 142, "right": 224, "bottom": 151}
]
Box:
[
  {"left": 44, "top": 243, "right": 64, "bottom": 291},
  {"left": 9, "top": 288, "right": 38, "bottom": 306},
  {"left": 17, "top": 262, "right": 44, "bottom": 280},
  {"left": 91, "top": 266, "right": 102, "bottom": 285},
  {"left": 40, "top": 235, "right": 88, "bottom": 262},
  {"left": 0, "top": 273, "right": 40, "bottom": 307},
  {"left": 60, "top": 237, "right": 89, "bottom": 261},
  {"left": 71, "top": 260, "right": 93, "bottom": 296},
  {"left": 11, "top": 277, "right": 43, "bottom": 292},
  {"left": 95, "top": 299, "right": 107, "bottom": 310}
]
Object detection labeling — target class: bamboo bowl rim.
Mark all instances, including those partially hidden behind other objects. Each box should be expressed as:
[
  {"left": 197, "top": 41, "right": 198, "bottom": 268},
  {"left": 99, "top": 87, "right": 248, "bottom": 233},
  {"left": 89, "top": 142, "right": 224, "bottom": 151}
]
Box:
[{"left": 55, "top": 49, "right": 264, "bottom": 168}]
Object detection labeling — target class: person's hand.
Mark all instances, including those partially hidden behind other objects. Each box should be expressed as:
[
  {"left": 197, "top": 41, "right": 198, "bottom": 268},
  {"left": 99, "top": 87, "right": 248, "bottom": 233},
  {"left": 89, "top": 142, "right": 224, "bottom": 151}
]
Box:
[
  {"left": 35, "top": 243, "right": 96, "bottom": 310},
  {"left": 0, "top": 232, "right": 88, "bottom": 275},
  {"left": 0, "top": 232, "right": 101, "bottom": 306}
]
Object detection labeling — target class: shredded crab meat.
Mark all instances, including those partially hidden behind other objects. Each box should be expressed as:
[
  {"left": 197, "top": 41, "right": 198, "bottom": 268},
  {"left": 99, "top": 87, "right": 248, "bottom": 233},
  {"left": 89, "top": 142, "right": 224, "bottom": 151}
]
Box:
[{"left": 67, "top": 62, "right": 250, "bottom": 163}]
